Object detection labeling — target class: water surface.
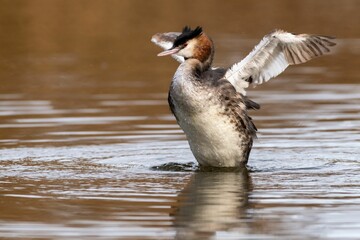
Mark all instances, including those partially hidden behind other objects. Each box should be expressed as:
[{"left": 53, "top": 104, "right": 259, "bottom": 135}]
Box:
[{"left": 0, "top": 0, "right": 360, "bottom": 239}]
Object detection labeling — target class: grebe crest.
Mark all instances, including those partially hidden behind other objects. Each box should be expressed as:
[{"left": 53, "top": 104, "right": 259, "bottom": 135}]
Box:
[{"left": 158, "top": 26, "right": 214, "bottom": 70}]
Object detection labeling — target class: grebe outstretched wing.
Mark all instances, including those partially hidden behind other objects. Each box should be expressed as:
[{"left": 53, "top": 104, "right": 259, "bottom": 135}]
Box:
[{"left": 225, "top": 30, "right": 336, "bottom": 95}]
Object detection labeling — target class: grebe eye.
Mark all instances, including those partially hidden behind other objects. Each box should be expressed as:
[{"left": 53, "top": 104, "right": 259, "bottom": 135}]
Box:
[{"left": 183, "top": 43, "right": 188, "bottom": 48}]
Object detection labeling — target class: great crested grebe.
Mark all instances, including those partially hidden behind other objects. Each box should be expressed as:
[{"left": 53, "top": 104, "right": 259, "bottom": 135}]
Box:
[{"left": 151, "top": 26, "right": 336, "bottom": 168}]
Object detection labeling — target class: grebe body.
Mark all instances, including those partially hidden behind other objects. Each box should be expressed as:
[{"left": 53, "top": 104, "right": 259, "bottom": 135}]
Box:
[{"left": 152, "top": 27, "right": 335, "bottom": 167}]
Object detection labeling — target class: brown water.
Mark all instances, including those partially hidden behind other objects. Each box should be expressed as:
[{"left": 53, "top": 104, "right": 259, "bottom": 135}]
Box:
[{"left": 0, "top": 1, "right": 360, "bottom": 239}]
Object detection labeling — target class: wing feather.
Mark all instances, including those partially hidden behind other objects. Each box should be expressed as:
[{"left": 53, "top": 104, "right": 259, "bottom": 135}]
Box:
[{"left": 225, "top": 30, "right": 336, "bottom": 94}]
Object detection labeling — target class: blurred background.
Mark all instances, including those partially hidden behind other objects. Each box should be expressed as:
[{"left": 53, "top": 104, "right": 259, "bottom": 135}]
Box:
[
  {"left": 0, "top": 0, "right": 360, "bottom": 145},
  {"left": 0, "top": 0, "right": 359, "bottom": 146}
]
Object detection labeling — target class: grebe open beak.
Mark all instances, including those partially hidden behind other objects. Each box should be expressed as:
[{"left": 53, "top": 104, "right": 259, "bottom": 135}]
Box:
[{"left": 157, "top": 47, "right": 181, "bottom": 57}]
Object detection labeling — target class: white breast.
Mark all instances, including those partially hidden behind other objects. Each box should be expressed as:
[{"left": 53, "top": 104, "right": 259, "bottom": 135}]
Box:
[
  {"left": 178, "top": 106, "right": 247, "bottom": 167},
  {"left": 171, "top": 74, "right": 250, "bottom": 167}
]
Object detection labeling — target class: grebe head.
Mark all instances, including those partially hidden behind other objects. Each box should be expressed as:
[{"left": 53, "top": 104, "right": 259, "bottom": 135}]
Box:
[{"left": 157, "top": 26, "right": 214, "bottom": 69}]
